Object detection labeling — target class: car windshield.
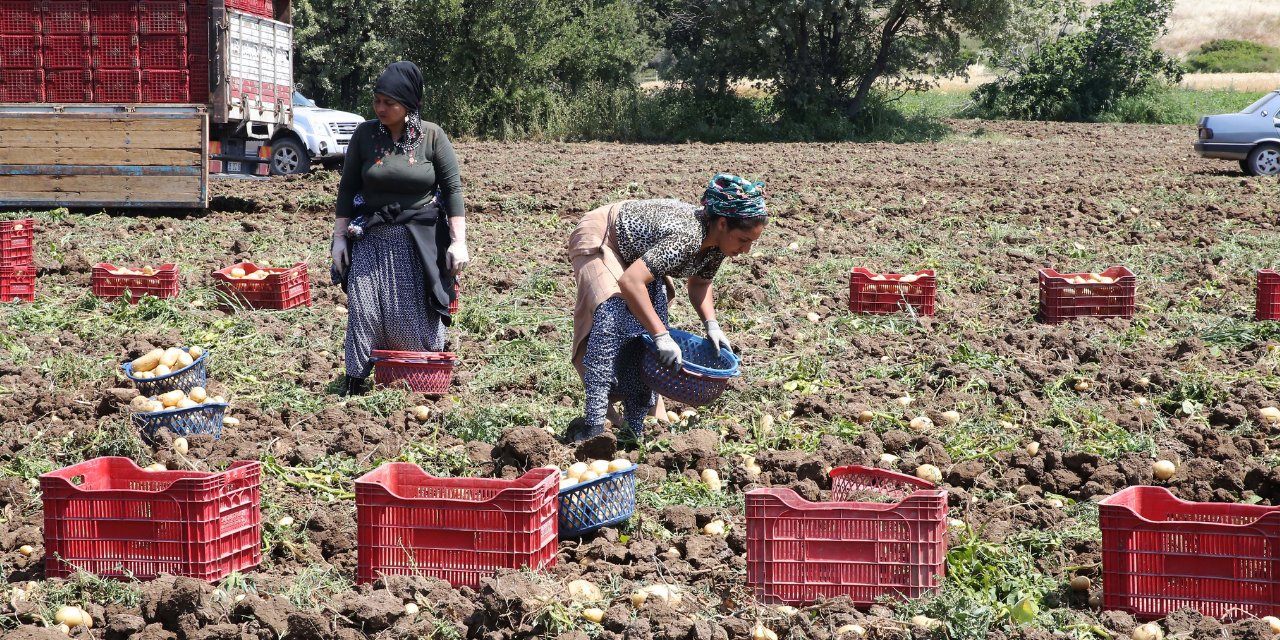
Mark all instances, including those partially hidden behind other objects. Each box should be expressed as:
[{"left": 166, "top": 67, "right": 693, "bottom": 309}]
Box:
[
  {"left": 292, "top": 91, "right": 318, "bottom": 108},
  {"left": 1241, "top": 92, "right": 1279, "bottom": 114}
]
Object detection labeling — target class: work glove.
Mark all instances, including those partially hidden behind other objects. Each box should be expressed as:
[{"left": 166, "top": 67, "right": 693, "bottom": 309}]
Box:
[
  {"left": 446, "top": 241, "right": 470, "bottom": 275},
  {"left": 652, "top": 331, "right": 683, "bottom": 370},
  {"left": 331, "top": 235, "right": 350, "bottom": 272},
  {"left": 705, "top": 319, "right": 731, "bottom": 354}
]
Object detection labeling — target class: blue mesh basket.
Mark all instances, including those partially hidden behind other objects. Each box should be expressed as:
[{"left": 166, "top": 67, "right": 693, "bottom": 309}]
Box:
[
  {"left": 132, "top": 402, "right": 227, "bottom": 440},
  {"left": 639, "top": 329, "right": 740, "bottom": 407},
  {"left": 122, "top": 348, "right": 209, "bottom": 397},
  {"left": 558, "top": 464, "right": 636, "bottom": 538}
]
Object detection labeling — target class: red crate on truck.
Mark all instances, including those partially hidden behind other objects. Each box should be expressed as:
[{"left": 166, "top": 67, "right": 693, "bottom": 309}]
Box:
[
  {"left": 41, "top": 32, "right": 87, "bottom": 67},
  {"left": 0, "top": 1, "right": 40, "bottom": 33},
  {"left": 746, "top": 466, "right": 948, "bottom": 606},
  {"left": 225, "top": 0, "right": 272, "bottom": 19},
  {"left": 848, "top": 268, "right": 937, "bottom": 316},
  {"left": 43, "top": 67, "right": 91, "bottom": 101},
  {"left": 1037, "top": 266, "right": 1136, "bottom": 324},
  {"left": 41, "top": 457, "right": 262, "bottom": 581},
  {"left": 1256, "top": 270, "right": 1280, "bottom": 321},
  {"left": 40, "top": 0, "right": 87, "bottom": 33},
  {"left": 1100, "top": 485, "right": 1280, "bottom": 620},
  {"left": 89, "top": 33, "right": 137, "bottom": 68},
  {"left": 140, "top": 68, "right": 186, "bottom": 101},
  {"left": 356, "top": 464, "right": 558, "bottom": 588},
  {"left": 91, "top": 262, "right": 179, "bottom": 302},
  {"left": 0, "top": 264, "right": 34, "bottom": 302},
  {"left": 211, "top": 262, "right": 312, "bottom": 310},
  {"left": 0, "top": 218, "right": 34, "bottom": 266},
  {"left": 136, "top": 1, "right": 184, "bottom": 34},
  {"left": 93, "top": 68, "right": 140, "bottom": 101},
  {"left": 88, "top": 1, "right": 135, "bottom": 33},
  {"left": 0, "top": 33, "right": 39, "bottom": 66},
  {"left": 138, "top": 33, "right": 184, "bottom": 68},
  {"left": 0, "top": 67, "right": 41, "bottom": 101}
]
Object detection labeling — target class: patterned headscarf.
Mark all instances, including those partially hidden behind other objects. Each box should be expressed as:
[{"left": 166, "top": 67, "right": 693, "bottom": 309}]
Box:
[{"left": 701, "top": 173, "right": 767, "bottom": 219}]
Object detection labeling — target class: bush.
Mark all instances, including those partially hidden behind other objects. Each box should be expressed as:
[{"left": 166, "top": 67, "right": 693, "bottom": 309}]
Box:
[{"left": 1186, "top": 39, "right": 1280, "bottom": 74}]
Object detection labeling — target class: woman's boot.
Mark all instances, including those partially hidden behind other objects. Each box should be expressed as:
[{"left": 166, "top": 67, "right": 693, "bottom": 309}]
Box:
[{"left": 339, "top": 375, "right": 369, "bottom": 397}]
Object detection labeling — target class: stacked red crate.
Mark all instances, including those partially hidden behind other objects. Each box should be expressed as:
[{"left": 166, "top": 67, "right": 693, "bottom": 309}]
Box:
[
  {"left": 0, "top": 1, "right": 43, "bottom": 100},
  {"left": 0, "top": 219, "right": 35, "bottom": 303},
  {"left": 185, "top": 2, "right": 208, "bottom": 102}
]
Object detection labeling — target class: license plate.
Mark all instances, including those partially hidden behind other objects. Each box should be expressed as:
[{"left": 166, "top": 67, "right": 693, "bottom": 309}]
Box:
[{"left": 227, "top": 161, "right": 242, "bottom": 173}]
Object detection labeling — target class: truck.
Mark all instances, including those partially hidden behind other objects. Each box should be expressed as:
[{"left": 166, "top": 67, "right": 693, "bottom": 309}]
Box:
[{"left": 0, "top": 0, "right": 359, "bottom": 208}]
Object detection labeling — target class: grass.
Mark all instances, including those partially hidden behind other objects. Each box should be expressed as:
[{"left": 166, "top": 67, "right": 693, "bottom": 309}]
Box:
[{"left": 1186, "top": 39, "right": 1280, "bottom": 73}]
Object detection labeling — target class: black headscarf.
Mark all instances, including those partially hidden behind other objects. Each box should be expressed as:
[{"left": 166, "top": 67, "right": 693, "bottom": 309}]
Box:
[{"left": 374, "top": 61, "right": 423, "bottom": 114}]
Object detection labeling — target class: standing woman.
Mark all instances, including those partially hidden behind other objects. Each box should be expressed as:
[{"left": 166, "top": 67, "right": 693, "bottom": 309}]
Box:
[
  {"left": 568, "top": 174, "right": 768, "bottom": 441},
  {"left": 331, "top": 61, "right": 468, "bottom": 396}
]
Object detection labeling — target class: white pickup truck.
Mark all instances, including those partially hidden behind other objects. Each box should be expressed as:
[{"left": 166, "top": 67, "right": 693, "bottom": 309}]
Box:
[{"left": 270, "top": 91, "right": 365, "bottom": 174}]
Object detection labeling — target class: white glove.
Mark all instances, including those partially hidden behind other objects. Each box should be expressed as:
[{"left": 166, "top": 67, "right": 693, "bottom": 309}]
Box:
[
  {"left": 705, "top": 319, "right": 731, "bottom": 354},
  {"left": 652, "top": 331, "right": 683, "bottom": 370},
  {"left": 331, "top": 236, "right": 350, "bottom": 271},
  {"left": 446, "top": 241, "right": 470, "bottom": 275}
]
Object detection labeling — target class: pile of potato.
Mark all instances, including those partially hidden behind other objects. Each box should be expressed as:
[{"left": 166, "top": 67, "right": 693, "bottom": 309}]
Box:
[
  {"left": 225, "top": 266, "right": 270, "bottom": 281},
  {"left": 129, "top": 386, "right": 225, "bottom": 414},
  {"left": 107, "top": 265, "right": 161, "bottom": 276},
  {"left": 1061, "top": 272, "right": 1117, "bottom": 285},
  {"left": 553, "top": 458, "right": 632, "bottom": 491},
  {"left": 129, "top": 346, "right": 202, "bottom": 379},
  {"left": 863, "top": 272, "right": 926, "bottom": 294}
]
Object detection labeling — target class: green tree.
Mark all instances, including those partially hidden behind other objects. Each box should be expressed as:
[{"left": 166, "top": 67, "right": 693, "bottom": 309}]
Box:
[{"left": 292, "top": 0, "right": 400, "bottom": 114}]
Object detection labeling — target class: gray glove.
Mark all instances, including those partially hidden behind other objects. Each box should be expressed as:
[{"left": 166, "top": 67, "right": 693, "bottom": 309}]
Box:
[
  {"left": 652, "top": 331, "right": 683, "bottom": 370},
  {"left": 705, "top": 319, "right": 731, "bottom": 354},
  {"left": 331, "top": 235, "right": 350, "bottom": 271}
]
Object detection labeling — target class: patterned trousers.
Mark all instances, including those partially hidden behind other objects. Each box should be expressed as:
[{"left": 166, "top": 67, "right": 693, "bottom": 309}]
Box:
[
  {"left": 344, "top": 224, "right": 445, "bottom": 379},
  {"left": 582, "top": 281, "right": 668, "bottom": 436}
]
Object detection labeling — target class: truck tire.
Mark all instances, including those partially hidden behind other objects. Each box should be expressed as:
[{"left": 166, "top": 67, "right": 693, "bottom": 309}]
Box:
[
  {"left": 1244, "top": 143, "right": 1280, "bottom": 176},
  {"left": 270, "top": 137, "right": 311, "bottom": 175}
]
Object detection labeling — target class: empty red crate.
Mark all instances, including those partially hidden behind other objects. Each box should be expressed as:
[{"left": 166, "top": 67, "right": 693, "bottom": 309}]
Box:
[
  {"left": 356, "top": 464, "right": 558, "bottom": 588},
  {"left": 0, "top": 34, "right": 40, "bottom": 67},
  {"left": 93, "top": 68, "right": 140, "bottom": 101},
  {"left": 90, "top": 33, "right": 137, "bottom": 68},
  {"left": 0, "top": 67, "right": 42, "bottom": 101},
  {"left": 1257, "top": 270, "right": 1280, "bottom": 321},
  {"left": 225, "top": 0, "right": 272, "bottom": 18},
  {"left": 138, "top": 33, "right": 184, "bottom": 68},
  {"left": 140, "top": 68, "right": 187, "bottom": 101},
  {"left": 0, "top": 265, "right": 34, "bottom": 302},
  {"left": 91, "top": 262, "right": 179, "bottom": 302},
  {"left": 0, "top": 217, "right": 34, "bottom": 266},
  {"left": 188, "top": 53, "right": 207, "bottom": 102},
  {"left": 1038, "top": 266, "right": 1136, "bottom": 324},
  {"left": 0, "top": 1, "right": 40, "bottom": 33},
  {"left": 450, "top": 280, "right": 459, "bottom": 315},
  {"left": 41, "top": 457, "right": 262, "bottom": 581},
  {"left": 41, "top": 33, "right": 88, "bottom": 67},
  {"left": 136, "top": 1, "right": 184, "bottom": 34},
  {"left": 211, "top": 261, "right": 312, "bottom": 310},
  {"left": 1100, "top": 486, "right": 1280, "bottom": 620},
  {"left": 43, "top": 68, "right": 91, "bottom": 101},
  {"left": 848, "top": 268, "right": 937, "bottom": 316},
  {"left": 40, "top": 1, "right": 88, "bottom": 33},
  {"left": 89, "top": 1, "right": 136, "bottom": 33},
  {"left": 371, "top": 350, "right": 455, "bottom": 395},
  {"left": 746, "top": 466, "right": 948, "bottom": 606}
]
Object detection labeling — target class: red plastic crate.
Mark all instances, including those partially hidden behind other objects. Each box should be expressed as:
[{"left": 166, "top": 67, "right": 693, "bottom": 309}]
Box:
[
  {"left": 210, "top": 261, "right": 312, "bottom": 310},
  {"left": 43, "top": 68, "right": 91, "bottom": 101},
  {"left": 746, "top": 466, "right": 948, "bottom": 606},
  {"left": 136, "top": 1, "right": 184, "bottom": 34},
  {"left": 41, "top": 457, "right": 262, "bottom": 581},
  {"left": 90, "top": 33, "right": 137, "bottom": 68},
  {"left": 356, "top": 464, "right": 558, "bottom": 588},
  {"left": 91, "top": 262, "right": 179, "bottom": 302},
  {"left": 0, "top": 2, "right": 40, "bottom": 33},
  {"left": 138, "top": 33, "right": 184, "bottom": 68},
  {"left": 1037, "top": 265, "right": 1136, "bottom": 324},
  {"left": 0, "top": 217, "right": 34, "bottom": 266},
  {"left": 0, "top": 34, "right": 40, "bottom": 67},
  {"left": 449, "top": 280, "right": 460, "bottom": 315},
  {"left": 42, "top": 33, "right": 88, "bottom": 67},
  {"left": 0, "top": 265, "right": 34, "bottom": 302},
  {"left": 140, "top": 68, "right": 187, "bottom": 101},
  {"left": 40, "top": 1, "right": 88, "bottom": 33},
  {"left": 225, "top": 0, "right": 272, "bottom": 18},
  {"left": 93, "top": 68, "right": 140, "bottom": 101},
  {"left": 89, "top": 1, "right": 136, "bottom": 33},
  {"left": 0, "top": 67, "right": 42, "bottom": 101},
  {"left": 848, "top": 268, "right": 937, "bottom": 316},
  {"left": 1100, "top": 486, "right": 1280, "bottom": 620},
  {"left": 371, "top": 350, "right": 455, "bottom": 395},
  {"left": 1257, "top": 270, "right": 1280, "bottom": 321},
  {"left": 188, "top": 53, "right": 207, "bottom": 102}
]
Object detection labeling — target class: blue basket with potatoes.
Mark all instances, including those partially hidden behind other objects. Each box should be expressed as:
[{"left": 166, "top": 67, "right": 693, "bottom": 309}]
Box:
[
  {"left": 128, "top": 388, "right": 227, "bottom": 440},
  {"left": 640, "top": 328, "right": 740, "bottom": 407},
  {"left": 122, "top": 346, "right": 209, "bottom": 397},
  {"left": 558, "top": 458, "right": 637, "bottom": 538}
]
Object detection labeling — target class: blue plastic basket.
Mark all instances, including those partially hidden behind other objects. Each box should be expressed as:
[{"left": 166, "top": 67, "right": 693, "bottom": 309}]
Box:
[
  {"left": 639, "top": 329, "right": 740, "bottom": 407},
  {"left": 122, "top": 348, "right": 209, "bottom": 397},
  {"left": 558, "top": 464, "right": 637, "bottom": 538},
  {"left": 132, "top": 402, "right": 227, "bottom": 439}
]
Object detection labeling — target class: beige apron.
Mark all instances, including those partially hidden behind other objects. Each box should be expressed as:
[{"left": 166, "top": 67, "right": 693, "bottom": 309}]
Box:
[{"left": 568, "top": 200, "right": 634, "bottom": 379}]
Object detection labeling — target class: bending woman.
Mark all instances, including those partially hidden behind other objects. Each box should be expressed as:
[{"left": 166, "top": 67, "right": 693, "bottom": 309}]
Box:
[{"left": 567, "top": 174, "right": 768, "bottom": 441}]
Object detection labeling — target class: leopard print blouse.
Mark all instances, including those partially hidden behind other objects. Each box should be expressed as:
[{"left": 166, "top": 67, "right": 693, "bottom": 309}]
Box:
[{"left": 614, "top": 199, "right": 725, "bottom": 279}]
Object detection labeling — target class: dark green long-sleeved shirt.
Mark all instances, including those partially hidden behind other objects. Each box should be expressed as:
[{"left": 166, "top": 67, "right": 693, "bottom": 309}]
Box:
[{"left": 336, "top": 119, "right": 464, "bottom": 219}]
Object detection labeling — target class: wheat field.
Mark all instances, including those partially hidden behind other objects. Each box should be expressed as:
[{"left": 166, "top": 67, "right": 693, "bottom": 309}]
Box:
[{"left": 1161, "top": 0, "right": 1280, "bottom": 55}]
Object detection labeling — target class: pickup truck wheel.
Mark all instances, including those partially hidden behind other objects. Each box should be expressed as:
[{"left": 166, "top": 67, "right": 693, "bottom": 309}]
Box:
[
  {"left": 270, "top": 138, "right": 311, "bottom": 175},
  {"left": 1245, "top": 144, "right": 1280, "bottom": 176}
]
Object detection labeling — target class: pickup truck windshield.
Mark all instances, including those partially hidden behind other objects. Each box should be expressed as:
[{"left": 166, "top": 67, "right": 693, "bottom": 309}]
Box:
[{"left": 293, "top": 91, "right": 318, "bottom": 108}]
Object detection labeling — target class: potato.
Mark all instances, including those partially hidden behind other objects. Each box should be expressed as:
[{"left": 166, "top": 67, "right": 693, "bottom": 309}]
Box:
[
  {"left": 160, "top": 348, "right": 182, "bottom": 368},
  {"left": 579, "top": 470, "right": 599, "bottom": 482},
  {"left": 559, "top": 478, "right": 577, "bottom": 491},
  {"left": 915, "top": 464, "right": 942, "bottom": 484},
  {"left": 159, "top": 390, "right": 185, "bottom": 408},
  {"left": 581, "top": 608, "right": 604, "bottom": 623},
  {"left": 1153, "top": 460, "right": 1176, "bottom": 481},
  {"left": 129, "top": 395, "right": 153, "bottom": 412},
  {"left": 1132, "top": 623, "right": 1163, "bottom": 640},
  {"left": 404, "top": 602, "right": 419, "bottom": 616},
  {"left": 188, "top": 346, "right": 203, "bottom": 360},
  {"left": 751, "top": 624, "right": 778, "bottom": 640},
  {"left": 173, "top": 438, "right": 189, "bottom": 456},
  {"left": 188, "top": 387, "right": 207, "bottom": 403},
  {"left": 568, "top": 462, "right": 589, "bottom": 479},
  {"left": 54, "top": 606, "right": 91, "bottom": 629},
  {"left": 1070, "top": 575, "right": 1091, "bottom": 592},
  {"left": 177, "top": 398, "right": 198, "bottom": 409},
  {"left": 148, "top": 400, "right": 165, "bottom": 413},
  {"left": 608, "top": 458, "right": 631, "bottom": 472},
  {"left": 230, "top": 267, "right": 246, "bottom": 278},
  {"left": 568, "top": 579, "right": 602, "bottom": 601},
  {"left": 152, "top": 364, "right": 171, "bottom": 377},
  {"left": 131, "top": 349, "right": 164, "bottom": 373},
  {"left": 176, "top": 352, "right": 194, "bottom": 368},
  {"left": 588, "top": 460, "right": 610, "bottom": 475}
]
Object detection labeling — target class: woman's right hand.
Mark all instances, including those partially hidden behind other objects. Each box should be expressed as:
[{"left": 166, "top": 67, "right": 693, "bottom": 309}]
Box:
[{"left": 331, "top": 235, "right": 350, "bottom": 271}]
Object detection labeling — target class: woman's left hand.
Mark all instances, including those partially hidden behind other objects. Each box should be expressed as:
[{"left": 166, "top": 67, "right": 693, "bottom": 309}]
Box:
[{"left": 446, "top": 241, "right": 470, "bottom": 274}]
